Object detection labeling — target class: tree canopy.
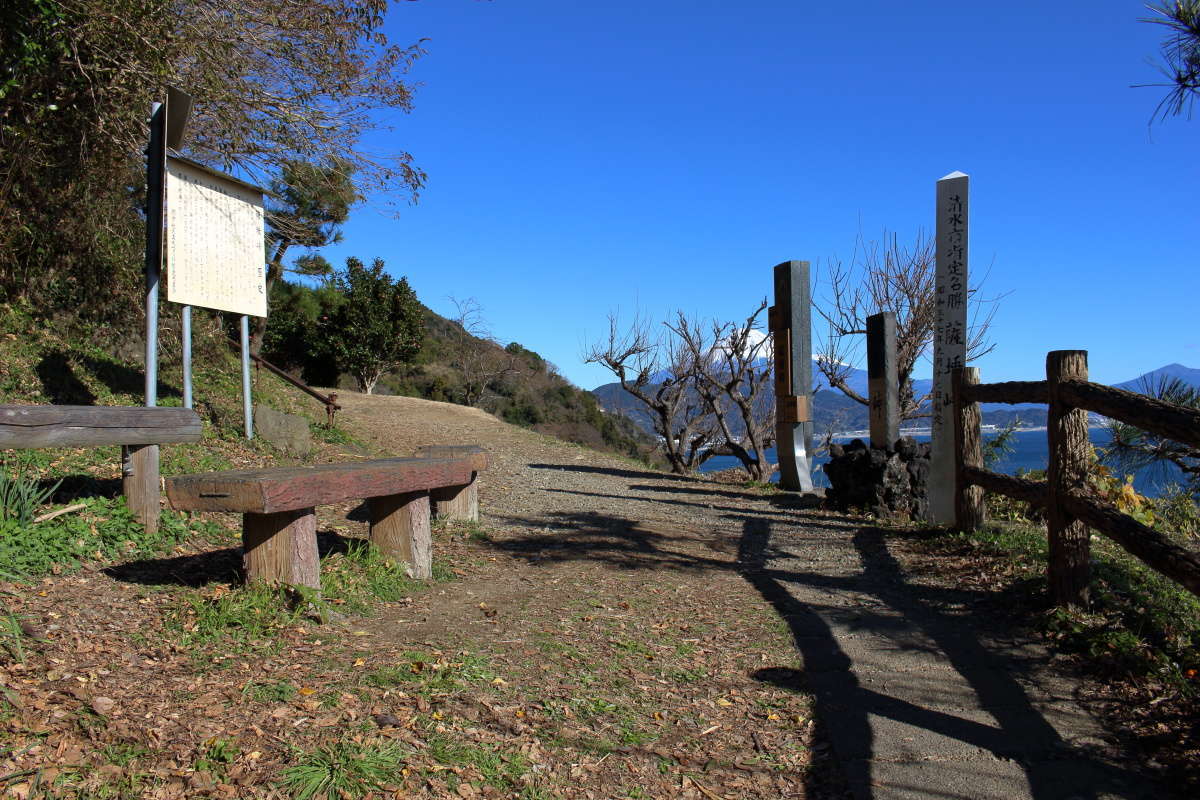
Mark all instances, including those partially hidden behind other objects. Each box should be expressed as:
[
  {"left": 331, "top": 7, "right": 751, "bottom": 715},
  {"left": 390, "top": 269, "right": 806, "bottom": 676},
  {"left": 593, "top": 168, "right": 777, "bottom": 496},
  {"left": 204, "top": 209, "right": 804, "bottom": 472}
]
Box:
[
  {"left": 1144, "top": 1, "right": 1200, "bottom": 121},
  {"left": 0, "top": 0, "right": 424, "bottom": 316},
  {"left": 326, "top": 257, "right": 424, "bottom": 394}
]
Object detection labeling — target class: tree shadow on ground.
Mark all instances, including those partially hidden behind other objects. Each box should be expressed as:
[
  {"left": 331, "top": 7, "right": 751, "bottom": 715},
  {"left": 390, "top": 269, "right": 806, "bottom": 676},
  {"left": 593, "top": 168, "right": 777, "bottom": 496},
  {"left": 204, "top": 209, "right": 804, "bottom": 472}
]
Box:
[
  {"left": 36, "top": 351, "right": 97, "bottom": 405},
  {"left": 535, "top": 485, "right": 801, "bottom": 522},
  {"left": 481, "top": 510, "right": 1161, "bottom": 799},
  {"left": 528, "top": 462, "right": 694, "bottom": 483},
  {"left": 76, "top": 352, "right": 181, "bottom": 400},
  {"left": 104, "top": 530, "right": 355, "bottom": 587}
]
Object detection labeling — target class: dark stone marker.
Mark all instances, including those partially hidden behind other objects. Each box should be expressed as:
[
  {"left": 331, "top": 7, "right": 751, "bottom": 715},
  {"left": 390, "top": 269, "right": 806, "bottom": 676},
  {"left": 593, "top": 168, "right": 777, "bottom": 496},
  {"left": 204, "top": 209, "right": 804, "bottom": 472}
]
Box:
[
  {"left": 866, "top": 311, "right": 899, "bottom": 449},
  {"left": 772, "top": 261, "right": 813, "bottom": 492}
]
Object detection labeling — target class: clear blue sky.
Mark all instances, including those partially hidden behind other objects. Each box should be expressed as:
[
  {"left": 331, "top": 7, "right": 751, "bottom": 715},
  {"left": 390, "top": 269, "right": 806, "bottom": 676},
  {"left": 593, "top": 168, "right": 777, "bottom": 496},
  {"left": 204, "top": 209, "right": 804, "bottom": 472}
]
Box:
[{"left": 315, "top": 0, "right": 1197, "bottom": 391}]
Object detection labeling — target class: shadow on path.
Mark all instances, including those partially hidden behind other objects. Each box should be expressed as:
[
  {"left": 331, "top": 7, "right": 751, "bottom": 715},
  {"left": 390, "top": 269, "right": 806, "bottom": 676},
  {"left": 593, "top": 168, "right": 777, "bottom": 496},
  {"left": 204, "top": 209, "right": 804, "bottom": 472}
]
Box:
[
  {"left": 484, "top": 508, "right": 1161, "bottom": 799},
  {"left": 528, "top": 462, "right": 693, "bottom": 482},
  {"left": 104, "top": 531, "right": 357, "bottom": 587}
]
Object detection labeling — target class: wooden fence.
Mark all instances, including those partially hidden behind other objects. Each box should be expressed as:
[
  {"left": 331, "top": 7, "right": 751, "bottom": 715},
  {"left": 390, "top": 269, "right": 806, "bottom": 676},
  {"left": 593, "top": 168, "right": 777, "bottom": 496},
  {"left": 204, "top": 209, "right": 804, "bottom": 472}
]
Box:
[{"left": 953, "top": 350, "right": 1200, "bottom": 606}]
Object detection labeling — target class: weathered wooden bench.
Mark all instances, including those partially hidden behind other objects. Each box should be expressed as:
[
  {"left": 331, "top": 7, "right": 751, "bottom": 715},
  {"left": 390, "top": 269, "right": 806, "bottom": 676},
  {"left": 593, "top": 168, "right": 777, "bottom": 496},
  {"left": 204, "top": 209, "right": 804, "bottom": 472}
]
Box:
[
  {"left": 164, "top": 446, "right": 490, "bottom": 589},
  {"left": 0, "top": 404, "right": 203, "bottom": 533}
]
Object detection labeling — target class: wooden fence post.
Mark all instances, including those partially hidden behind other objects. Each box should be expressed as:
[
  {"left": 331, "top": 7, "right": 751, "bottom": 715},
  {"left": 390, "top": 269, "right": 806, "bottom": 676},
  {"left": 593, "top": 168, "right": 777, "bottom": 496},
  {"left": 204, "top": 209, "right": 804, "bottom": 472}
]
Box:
[
  {"left": 953, "top": 367, "right": 984, "bottom": 531},
  {"left": 1046, "top": 350, "right": 1091, "bottom": 606}
]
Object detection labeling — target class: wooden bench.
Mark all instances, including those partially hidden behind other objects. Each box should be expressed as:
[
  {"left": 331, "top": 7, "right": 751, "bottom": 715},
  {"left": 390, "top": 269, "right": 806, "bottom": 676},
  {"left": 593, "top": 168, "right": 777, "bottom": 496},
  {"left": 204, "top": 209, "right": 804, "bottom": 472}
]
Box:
[
  {"left": 164, "top": 446, "right": 490, "bottom": 589},
  {"left": 0, "top": 404, "right": 203, "bottom": 533}
]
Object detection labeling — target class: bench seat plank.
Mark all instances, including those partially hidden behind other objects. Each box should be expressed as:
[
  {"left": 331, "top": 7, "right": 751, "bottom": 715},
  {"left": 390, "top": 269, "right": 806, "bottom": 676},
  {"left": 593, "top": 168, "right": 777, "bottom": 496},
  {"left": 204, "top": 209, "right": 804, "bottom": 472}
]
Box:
[
  {"left": 0, "top": 405, "right": 202, "bottom": 448},
  {"left": 165, "top": 456, "right": 473, "bottom": 514},
  {"left": 415, "top": 445, "right": 491, "bottom": 473}
]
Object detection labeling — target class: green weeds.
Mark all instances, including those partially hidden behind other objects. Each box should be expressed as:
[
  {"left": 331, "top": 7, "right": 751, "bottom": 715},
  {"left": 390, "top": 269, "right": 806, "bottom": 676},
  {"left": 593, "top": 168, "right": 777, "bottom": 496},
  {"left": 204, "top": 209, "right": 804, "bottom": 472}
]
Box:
[
  {"left": 321, "top": 540, "right": 421, "bottom": 613},
  {"left": 363, "top": 651, "right": 494, "bottom": 695},
  {"left": 165, "top": 583, "right": 304, "bottom": 653},
  {"left": 0, "top": 495, "right": 222, "bottom": 581},
  {"left": 277, "top": 738, "right": 408, "bottom": 800}
]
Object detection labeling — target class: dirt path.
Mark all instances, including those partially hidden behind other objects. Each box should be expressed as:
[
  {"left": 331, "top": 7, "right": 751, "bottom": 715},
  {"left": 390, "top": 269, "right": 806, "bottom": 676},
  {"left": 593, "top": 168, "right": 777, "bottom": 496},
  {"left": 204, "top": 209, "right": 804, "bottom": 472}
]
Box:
[
  {"left": 336, "top": 392, "right": 1170, "bottom": 800},
  {"left": 0, "top": 392, "right": 1176, "bottom": 799}
]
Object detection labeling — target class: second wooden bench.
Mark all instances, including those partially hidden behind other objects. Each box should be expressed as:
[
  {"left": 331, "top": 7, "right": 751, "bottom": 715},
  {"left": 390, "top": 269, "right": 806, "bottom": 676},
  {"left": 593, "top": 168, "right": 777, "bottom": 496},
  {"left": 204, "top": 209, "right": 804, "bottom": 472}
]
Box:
[{"left": 164, "top": 446, "right": 490, "bottom": 589}]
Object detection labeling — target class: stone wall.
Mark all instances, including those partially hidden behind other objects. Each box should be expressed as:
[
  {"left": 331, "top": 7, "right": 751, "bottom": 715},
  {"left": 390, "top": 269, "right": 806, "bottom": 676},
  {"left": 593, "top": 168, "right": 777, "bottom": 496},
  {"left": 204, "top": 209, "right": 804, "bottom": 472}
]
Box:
[{"left": 823, "top": 437, "right": 931, "bottom": 521}]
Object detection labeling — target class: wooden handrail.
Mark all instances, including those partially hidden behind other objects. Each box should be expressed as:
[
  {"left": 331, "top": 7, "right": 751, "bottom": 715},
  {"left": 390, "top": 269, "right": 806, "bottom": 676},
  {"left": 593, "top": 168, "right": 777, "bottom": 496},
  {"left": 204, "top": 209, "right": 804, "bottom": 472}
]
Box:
[
  {"left": 226, "top": 337, "right": 341, "bottom": 424},
  {"left": 962, "top": 466, "right": 1046, "bottom": 507},
  {"left": 1062, "top": 492, "right": 1200, "bottom": 597},
  {"left": 1058, "top": 379, "right": 1200, "bottom": 450},
  {"left": 961, "top": 380, "right": 1049, "bottom": 405}
]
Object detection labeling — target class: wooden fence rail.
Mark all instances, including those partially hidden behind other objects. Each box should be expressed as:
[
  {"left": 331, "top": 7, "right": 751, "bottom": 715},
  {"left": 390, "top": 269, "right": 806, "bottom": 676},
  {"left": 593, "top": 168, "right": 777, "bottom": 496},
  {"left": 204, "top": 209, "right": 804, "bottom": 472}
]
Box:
[{"left": 953, "top": 350, "right": 1200, "bottom": 605}]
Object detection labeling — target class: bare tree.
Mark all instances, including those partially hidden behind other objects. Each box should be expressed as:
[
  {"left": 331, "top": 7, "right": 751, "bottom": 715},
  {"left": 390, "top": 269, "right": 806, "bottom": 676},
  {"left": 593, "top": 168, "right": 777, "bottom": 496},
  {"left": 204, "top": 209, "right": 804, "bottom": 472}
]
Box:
[
  {"left": 814, "top": 230, "right": 997, "bottom": 420},
  {"left": 449, "top": 298, "right": 521, "bottom": 408},
  {"left": 669, "top": 302, "right": 775, "bottom": 481},
  {"left": 584, "top": 314, "right": 717, "bottom": 474}
]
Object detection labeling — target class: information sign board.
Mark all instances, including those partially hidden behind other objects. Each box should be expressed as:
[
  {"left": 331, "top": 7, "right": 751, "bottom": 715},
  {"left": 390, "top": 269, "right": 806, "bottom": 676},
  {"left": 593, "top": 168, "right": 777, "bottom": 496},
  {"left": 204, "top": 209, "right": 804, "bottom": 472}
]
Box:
[{"left": 165, "top": 157, "right": 267, "bottom": 317}]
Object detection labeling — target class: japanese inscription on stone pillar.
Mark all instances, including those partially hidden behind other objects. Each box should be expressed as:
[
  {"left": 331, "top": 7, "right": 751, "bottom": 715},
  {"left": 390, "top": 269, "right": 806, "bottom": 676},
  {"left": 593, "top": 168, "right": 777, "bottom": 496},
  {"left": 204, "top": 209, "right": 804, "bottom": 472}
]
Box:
[{"left": 929, "top": 171, "right": 969, "bottom": 524}]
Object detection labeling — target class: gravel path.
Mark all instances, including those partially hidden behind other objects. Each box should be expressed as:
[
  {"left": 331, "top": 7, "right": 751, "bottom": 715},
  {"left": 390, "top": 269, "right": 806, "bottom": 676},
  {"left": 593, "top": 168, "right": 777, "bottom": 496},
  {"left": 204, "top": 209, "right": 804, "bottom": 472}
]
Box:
[{"left": 336, "top": 391, "right": 1170, "bottom": 799}]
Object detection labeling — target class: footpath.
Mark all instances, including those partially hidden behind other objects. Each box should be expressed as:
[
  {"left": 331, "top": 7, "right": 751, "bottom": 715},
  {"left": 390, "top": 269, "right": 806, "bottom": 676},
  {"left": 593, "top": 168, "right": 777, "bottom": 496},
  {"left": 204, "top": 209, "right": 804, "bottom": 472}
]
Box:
[{"left": 336, "top": 392, "right": 1169, "bottom": 799}]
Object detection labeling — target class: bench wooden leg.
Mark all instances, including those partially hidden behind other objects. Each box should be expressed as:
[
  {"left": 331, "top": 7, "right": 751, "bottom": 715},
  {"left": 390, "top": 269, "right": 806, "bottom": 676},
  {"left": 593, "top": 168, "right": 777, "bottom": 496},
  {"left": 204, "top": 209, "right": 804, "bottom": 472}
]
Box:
[
  {"left": 369, "top": 492, "right": 432, "bottom": 579},
  {"left": 243, "top": 508, "right": 320, "bottom": 590},
  {"left": 430, "top": 475, "right": 478, "bottom": 522},
  {"left": 121, "top": 444, "right": 160, "bottom": 536}
]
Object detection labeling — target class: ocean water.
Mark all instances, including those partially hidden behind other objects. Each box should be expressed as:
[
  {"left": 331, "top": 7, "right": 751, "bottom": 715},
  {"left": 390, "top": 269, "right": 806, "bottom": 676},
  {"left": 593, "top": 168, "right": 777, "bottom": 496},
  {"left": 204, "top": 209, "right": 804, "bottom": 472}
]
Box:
[{"left": 700, "top": 427, "right": 1185, "bottom": 498}]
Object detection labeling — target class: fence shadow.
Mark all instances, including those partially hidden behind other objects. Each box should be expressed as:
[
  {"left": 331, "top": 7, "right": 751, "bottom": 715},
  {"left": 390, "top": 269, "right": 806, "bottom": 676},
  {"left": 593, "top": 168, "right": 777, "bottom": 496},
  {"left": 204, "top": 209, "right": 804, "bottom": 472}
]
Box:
[{"left": 482, "top": 509, "right": 1159, "bottom": 799}]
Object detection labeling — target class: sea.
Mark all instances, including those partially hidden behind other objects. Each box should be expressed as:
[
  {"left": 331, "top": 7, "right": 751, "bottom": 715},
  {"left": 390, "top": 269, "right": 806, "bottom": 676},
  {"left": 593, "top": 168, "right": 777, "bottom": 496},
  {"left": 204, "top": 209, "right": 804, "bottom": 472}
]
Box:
[{"left": 699, "top": 427, "right": 1185, "bottom": 498}]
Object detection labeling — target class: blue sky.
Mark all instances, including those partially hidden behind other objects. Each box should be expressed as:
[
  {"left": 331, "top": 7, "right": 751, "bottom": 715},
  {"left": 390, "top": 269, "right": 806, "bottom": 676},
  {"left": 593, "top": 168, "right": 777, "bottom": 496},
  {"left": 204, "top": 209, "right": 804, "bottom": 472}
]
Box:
[{"left": 314, "top": 0, "right": 1197, "bottom": 391}]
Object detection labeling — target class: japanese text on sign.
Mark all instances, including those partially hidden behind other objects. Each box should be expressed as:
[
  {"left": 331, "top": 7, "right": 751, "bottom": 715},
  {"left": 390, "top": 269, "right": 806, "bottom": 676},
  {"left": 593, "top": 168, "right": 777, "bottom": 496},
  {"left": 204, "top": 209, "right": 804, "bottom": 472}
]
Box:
[{"left": 165, "top": 158, "right": 267, "bottom": 317}]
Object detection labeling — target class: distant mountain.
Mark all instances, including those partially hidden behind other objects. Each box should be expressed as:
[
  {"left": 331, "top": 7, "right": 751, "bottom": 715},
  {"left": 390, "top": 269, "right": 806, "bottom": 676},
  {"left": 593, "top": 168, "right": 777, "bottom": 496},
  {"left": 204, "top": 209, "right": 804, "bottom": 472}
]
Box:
[
  {"left": 1114, "top": 363, "right": 1200, "bottom": 393},
  {"left": 591, "top": 360, "right": 1036, "bottom": 437},
  {"left": 591, "top": 361, "right": 1200, "bottom": 440}
]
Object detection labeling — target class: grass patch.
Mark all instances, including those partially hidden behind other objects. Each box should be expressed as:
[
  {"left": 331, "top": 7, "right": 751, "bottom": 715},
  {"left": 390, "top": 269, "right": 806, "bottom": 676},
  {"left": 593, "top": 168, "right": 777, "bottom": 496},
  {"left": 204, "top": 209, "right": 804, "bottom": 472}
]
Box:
[
  {"left": 363, "top": 651, "right": 494, "bottom": 695},
  {"left": 0, "top": 602, "right": 30, "bottom": 663},
  {"left": 0, "top": 495, "right": 223, "bottom": 581},
  {"left": 195, "top": 736, "right": 239, "bottom": 774},
  {"left": 316, "top": 424, "right": 365, "bottom": 447},
  {"left": 321, "top": 539, "right": 423, "bottom": 613},
  {"left": 242, "top": 679, "right": 299, "bottom": 703},
  {"left": 426, "top": 735, "right": 531, "bottom": 792},
  {"left": 165, "top": 582, "right": 306, "bottom": 654},
  {"left": 277, "top": 738, "right": 408, "bottom": 800}
]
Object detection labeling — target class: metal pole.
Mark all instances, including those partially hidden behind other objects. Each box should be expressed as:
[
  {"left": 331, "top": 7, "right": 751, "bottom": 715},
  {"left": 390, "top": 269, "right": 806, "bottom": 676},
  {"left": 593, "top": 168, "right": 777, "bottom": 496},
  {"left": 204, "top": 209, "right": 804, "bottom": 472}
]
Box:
[
  {"left": 144, "top": 100, "right": 166, "bottom": 408},
  {"left": 240, "top": 314, "right": 254, "bottom": 439},
  {"left": 181, "top": 306, "right": 193, "bottom": 409}
]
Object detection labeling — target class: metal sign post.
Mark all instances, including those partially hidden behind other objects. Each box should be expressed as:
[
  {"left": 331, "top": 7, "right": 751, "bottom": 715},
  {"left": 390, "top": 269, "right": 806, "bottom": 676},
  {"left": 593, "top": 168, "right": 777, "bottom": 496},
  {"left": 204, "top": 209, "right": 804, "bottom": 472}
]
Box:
[
  {"left": 240, "top": 315, "right": 254, "bottom": 439},
  {"left": 770, "top": 260, "right": 814, "bottom": 492}
]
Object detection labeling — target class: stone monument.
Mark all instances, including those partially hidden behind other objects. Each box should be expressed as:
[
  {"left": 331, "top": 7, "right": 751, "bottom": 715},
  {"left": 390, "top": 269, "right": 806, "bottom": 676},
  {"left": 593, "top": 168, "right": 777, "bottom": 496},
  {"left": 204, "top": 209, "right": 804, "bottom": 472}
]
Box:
[
  {"left": 929, "top": 171, "right": 969, "bottom": 524},
  {"left": 770, "top": 260, "right": 814, "bottom": 492}
]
